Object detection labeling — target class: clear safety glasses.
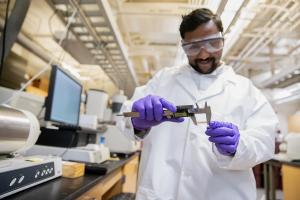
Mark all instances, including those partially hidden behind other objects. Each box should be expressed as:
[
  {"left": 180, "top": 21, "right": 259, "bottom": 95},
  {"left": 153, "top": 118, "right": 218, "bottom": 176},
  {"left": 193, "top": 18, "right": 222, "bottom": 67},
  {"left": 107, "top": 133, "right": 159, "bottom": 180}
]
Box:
[{"left": 182, "top": 32, "right": 224, "bottom": 56}]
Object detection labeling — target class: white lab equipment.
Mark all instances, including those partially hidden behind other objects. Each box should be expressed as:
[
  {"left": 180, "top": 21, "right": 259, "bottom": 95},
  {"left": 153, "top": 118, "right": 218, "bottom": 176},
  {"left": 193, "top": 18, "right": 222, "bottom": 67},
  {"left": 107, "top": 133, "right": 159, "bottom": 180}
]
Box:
[
  {"left": 103, "top": 107, "right": 113, "bottom": 122},
  {"left": 111, "top": 91, "right": 127, "bottom": 121},
  {"left": 0, "top": 86, "right": 45, "bottom": 116},
  {"left": 25, "top": 144, "right": 110, "bottom": 164},
  {"left": 0, "top": 106, "right": 62, "bottom": 198},
  {"left": 0, "top": 105, "right": 40, "bottom": 153},
  {"left": 79, "top": 114, "right": 98, "bottom": 129},
  {"left": 101, "top": 125, "right": 140, "bottom": 153},
  {"left": 285, "top": 133, "right": 300, "bottom": 160},
  {"left": 86, "top": 89, "right": 108, "bottom": 122}
]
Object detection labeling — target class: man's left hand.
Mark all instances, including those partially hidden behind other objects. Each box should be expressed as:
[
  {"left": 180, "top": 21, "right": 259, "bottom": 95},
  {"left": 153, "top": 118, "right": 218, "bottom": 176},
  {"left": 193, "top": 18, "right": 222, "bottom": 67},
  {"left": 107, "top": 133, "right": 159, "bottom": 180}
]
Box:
[{"left": 205, "top": 121, "right": 240, "bottom": 156}]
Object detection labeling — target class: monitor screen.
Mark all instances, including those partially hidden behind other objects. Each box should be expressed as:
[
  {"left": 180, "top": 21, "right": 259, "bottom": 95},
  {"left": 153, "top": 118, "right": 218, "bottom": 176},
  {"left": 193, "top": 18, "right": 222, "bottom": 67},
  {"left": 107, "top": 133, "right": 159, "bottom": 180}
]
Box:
[{"left": 45, "top": 65, "right": 82, "bottom": 126}]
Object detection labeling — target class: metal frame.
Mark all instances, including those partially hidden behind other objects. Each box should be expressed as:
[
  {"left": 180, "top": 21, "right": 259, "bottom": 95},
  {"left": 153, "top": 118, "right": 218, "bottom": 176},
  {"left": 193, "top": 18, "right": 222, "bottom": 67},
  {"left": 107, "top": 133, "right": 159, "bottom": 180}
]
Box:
[{"left": 227, "top": 0, "right": 300, "bottom": 72}]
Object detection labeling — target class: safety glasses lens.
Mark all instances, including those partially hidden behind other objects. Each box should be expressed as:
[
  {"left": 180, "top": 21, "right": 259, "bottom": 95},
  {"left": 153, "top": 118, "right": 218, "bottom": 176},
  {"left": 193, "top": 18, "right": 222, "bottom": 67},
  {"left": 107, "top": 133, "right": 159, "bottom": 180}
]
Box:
[{"left": 182, "top": 38, "right": 224, "bottom": 55}]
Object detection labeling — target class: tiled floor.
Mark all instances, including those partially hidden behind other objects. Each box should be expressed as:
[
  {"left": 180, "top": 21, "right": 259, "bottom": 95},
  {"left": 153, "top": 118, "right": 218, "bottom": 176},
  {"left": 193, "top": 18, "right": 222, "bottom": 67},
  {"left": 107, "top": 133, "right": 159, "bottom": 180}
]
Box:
[{"left": 257, "top": 188, "right": 284, "bottom": 200}]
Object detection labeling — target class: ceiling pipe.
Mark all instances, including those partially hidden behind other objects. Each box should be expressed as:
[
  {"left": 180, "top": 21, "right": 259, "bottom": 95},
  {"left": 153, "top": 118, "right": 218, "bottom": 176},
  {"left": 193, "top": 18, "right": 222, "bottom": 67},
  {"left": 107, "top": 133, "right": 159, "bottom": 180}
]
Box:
[
  {"left": 17, "top": 33, "right": 57, "bottom": 64},
  {"left": 0, "top": 18, "right": 58, "bottom": 65},
  {"left": 259, "top": 64, "right": 300, "bottom": 88},
  {"left": 216, "top": 0, "right": 228, "bottom": 16},
  {"left": 224, "top": 0, "right": 249, "bottom": 35}
]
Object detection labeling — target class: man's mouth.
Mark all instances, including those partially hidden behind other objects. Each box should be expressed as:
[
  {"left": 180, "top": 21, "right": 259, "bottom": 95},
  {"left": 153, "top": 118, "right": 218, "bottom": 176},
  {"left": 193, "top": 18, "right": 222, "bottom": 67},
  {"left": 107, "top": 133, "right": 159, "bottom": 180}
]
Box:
[
  {"left": 190, "top": 57, "right": 218, "bottom": 74},
  {"left": 196, "top": 57, "right": 214, "bottom": 65}
]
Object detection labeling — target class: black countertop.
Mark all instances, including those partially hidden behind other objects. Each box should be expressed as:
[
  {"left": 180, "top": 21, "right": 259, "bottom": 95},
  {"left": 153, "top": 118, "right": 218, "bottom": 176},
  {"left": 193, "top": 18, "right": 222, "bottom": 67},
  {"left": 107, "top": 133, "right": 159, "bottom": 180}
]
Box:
[{"left": 4, "top": 154, "right": 137, "bottom": 200}]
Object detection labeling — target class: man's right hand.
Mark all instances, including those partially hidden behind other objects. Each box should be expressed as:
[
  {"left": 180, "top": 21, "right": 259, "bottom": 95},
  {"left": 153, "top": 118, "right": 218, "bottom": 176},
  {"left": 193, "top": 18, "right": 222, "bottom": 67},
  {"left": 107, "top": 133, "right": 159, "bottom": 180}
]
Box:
[{"left": 131, "top": 95, "right": 184, "bottom": 131}]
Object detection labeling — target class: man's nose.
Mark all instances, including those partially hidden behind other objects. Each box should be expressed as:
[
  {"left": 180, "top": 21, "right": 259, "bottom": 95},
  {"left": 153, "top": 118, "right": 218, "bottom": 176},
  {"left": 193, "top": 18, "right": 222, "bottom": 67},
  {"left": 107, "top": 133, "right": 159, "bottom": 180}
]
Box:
[{"left": 196, "top": 47, "right": 210, "bottom": 59}]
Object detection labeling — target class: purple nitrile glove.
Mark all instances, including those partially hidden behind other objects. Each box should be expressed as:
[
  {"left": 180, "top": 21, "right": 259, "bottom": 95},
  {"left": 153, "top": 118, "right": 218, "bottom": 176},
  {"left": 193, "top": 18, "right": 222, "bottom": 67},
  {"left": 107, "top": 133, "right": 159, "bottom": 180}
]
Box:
[
  {"left": 131, "top": 95, "right": 184, "bottom": 131},
  {"left": 205, "top": 121, "right": 240, "bottom": 156}
]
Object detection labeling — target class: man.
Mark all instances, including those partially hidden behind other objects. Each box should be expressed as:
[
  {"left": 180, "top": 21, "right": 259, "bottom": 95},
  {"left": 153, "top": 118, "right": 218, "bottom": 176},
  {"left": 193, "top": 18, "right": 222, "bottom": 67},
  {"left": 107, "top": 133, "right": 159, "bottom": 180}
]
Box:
[{"left": 120, "top": 8, "right": 278, "bottom": 200}]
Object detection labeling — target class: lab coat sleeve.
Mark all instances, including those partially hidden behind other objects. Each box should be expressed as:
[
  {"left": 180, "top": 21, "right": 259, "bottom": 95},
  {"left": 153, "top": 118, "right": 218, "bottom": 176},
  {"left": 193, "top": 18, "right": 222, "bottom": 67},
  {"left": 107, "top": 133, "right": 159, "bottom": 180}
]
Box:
[
  {"left": 212, "top": 84, "right": 279, "bottom": 170},
  {"left": 117, "top": 70, "right": 164, "bottom": 141}
]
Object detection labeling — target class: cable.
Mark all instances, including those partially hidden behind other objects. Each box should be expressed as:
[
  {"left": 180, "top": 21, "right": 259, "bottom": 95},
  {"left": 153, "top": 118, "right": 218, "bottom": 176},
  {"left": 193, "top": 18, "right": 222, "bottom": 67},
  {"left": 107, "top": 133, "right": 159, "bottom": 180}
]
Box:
[
  {"left": 59, "top": 131, "right": 76, "bottom": 158},
  {"left": 0, "top": 0, "right": 11, "bottom": 78},
  {"left": 47, "top": 9, "right": 58, "bottom": 37},
  {"left": 0, "top": 8, "right": 78, "bottom": 106},
  {"left": 36, "top": 104, "right": 45, "bottom": 119}
]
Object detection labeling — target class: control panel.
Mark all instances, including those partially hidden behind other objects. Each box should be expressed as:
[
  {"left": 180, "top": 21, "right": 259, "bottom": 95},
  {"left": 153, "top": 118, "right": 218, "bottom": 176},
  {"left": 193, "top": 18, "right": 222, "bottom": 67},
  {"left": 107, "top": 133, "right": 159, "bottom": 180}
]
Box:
[{"left": 0, "top": 162, "right": 55, "bottom": 196}]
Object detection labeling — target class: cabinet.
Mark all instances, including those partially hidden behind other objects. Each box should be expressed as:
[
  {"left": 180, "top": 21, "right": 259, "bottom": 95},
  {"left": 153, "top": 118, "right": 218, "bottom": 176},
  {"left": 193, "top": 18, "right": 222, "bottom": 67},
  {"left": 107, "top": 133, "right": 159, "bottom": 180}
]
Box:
[
  {"left": 77, "top": 154, "right": 139, "bottom": 200},
  {"left": 282, "top": 165, "right": 300, "bottom": 200}
]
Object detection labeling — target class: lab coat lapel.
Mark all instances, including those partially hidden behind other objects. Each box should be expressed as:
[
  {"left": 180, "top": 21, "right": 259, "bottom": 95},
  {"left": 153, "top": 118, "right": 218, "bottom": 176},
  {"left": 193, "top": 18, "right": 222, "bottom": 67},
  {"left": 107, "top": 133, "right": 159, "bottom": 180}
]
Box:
[
  {"left": 198, "top": 66, "right": 236, "bottom": 101},
  {"left": 197, "top": 76, "right": 225, "bottom": 101},
  {"left": 175, "top": 64, "right": 236, "bottom": 102},
  {"left": 175, "top": 66, "right": 200, "bottom": 101}
]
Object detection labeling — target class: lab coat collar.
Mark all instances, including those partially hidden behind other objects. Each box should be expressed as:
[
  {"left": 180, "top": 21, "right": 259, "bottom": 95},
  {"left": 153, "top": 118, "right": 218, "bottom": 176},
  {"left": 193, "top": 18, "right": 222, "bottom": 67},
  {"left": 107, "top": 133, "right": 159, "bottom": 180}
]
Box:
[{"left": 175, "top": 63, "right": 237, "bottom": 101}]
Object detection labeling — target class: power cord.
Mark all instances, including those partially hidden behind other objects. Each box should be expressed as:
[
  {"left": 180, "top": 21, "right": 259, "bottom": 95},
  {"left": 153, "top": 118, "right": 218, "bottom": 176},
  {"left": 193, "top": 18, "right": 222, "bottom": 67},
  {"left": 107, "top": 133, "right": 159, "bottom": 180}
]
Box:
[{"left": 59, "top": 131, "right": 76, "bottom": 158}]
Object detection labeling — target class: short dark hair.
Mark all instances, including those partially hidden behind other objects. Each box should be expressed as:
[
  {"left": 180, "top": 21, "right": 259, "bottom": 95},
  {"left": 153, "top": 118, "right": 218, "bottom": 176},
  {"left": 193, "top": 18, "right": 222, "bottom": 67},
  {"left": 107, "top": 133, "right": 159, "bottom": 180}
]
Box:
[{"left": 179, "top": 8, "right": 223, "bottom": 39}]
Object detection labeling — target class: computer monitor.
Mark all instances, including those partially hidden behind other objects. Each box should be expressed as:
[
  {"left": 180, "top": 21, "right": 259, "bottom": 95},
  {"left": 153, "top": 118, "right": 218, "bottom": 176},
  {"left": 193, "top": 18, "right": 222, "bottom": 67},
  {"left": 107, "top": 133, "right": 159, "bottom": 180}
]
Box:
[{"left": 45, "top": 65, "right": 82, "bottom": 126}]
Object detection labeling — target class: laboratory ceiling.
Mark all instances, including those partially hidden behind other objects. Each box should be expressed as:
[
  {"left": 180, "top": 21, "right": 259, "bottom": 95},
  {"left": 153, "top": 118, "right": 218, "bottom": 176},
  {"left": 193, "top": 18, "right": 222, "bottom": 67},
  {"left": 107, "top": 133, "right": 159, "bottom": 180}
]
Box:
[{"left": 0, "top": 0, "right": 300, "bottom": 97}]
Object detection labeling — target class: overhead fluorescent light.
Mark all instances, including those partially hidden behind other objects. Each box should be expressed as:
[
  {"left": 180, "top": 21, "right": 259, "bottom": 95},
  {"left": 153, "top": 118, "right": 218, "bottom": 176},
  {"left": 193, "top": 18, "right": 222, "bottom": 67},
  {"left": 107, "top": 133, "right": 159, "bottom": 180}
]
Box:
[
  {"left": 274, "top": 93, "right": 300, "bottom": 104},
  {"left": 273, "top": 83, "right": 300, "bottom": 104},
  {"left": 259, "top": 65, "right": 300, "bottom": 88},
  {"left": 294, "top": 70, "right": 300, "bottom": 75},
  {"left": 78, "top": 76, "right": 92, "bottom": 81},
  {"left": 61, "top": 62, "right": 81, "bottom": 80},
  {"left": 220, "top": 0, "right": 245, "bottom": 32},
  {"left": 223, "top": 0, "right": 264, "bottom": 56},
  {"left": 206, "top": 0, "right": 221, "bottom": 13}
]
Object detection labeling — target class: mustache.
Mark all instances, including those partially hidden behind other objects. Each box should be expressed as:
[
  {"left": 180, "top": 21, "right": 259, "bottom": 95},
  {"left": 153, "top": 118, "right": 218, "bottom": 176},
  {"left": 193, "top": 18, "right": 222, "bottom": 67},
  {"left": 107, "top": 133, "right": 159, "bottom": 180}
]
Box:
[{"left": 195, "top": 57, "right": 215, "bottom": 63}]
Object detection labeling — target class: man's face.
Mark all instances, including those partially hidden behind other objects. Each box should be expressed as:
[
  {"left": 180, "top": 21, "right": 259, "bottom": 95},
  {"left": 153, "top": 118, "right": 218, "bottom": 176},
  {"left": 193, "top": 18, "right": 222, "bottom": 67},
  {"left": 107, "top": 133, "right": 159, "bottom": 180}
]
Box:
[{"left": 182, "top": 20, "right": 223, "bottom": 74}]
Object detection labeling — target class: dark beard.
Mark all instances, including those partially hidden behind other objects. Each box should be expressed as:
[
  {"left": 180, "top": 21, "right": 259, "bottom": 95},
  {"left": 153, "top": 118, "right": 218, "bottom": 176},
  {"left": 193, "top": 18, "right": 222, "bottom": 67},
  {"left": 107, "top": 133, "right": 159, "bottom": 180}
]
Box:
[{"left": 190, "top": 57, "right": 218, "bottom": 74}]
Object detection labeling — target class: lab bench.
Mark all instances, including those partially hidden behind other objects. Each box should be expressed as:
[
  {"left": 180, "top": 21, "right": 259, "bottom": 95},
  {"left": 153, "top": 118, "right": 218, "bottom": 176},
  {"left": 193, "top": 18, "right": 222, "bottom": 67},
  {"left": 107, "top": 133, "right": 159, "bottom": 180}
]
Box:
[
  {"left": 263, "top": 155, "right": 300, "bottom": 200},
  {"left": 4, "top": 152, "right": 140, "bottom": 200}
]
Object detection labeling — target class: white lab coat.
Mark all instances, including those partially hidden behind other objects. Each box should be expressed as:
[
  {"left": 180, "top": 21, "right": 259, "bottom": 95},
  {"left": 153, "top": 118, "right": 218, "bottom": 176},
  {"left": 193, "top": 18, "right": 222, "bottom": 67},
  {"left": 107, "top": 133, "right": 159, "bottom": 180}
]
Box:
[{"left": 121, "top": 64, "right": 278, "bottom": 200}]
